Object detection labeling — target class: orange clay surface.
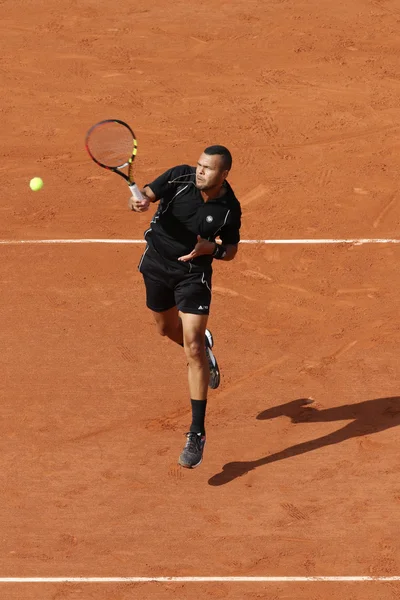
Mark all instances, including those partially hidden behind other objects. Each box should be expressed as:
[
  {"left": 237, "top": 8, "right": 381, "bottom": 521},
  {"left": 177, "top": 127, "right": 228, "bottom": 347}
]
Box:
[{"left": 1, "top": 0, "right": 400, "bottom": 598}]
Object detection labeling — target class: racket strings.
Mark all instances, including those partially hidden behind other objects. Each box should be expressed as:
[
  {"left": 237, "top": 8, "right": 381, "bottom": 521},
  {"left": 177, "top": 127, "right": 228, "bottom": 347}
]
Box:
[{"left": 87, "top": 122, "right": 135, "bottom": 168}]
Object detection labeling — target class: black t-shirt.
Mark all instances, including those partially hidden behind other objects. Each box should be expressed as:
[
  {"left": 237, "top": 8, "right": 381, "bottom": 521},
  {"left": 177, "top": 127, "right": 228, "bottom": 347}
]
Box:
[{"left": 144, "top": 164, "right": 242, "bottom": 269}]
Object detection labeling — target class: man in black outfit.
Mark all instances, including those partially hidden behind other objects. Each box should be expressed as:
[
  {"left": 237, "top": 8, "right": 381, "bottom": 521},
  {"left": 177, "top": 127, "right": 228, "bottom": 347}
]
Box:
[{"left": 130, "top": 145, "right": 241, "bottom": 469}]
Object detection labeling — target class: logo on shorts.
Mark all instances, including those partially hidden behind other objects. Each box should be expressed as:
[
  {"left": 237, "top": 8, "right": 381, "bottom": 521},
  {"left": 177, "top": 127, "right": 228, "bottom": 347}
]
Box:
[
  {"left": 198, "top": 305, "right": 209, "bottom": 310},
  {"left": 206, "top": 215, "right": 213, "bottom": 223}
]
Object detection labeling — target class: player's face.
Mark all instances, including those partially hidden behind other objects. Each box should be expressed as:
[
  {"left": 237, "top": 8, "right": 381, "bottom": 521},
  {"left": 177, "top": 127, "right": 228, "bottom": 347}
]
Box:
[{"left": 196, "top": 153, "right": 228, "bottom": 191}]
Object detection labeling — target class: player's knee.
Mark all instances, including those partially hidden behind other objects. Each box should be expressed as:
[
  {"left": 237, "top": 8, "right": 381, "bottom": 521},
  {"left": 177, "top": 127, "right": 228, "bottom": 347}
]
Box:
[{"left": 184, "top": 338, "right": 204, "bottom": 363}]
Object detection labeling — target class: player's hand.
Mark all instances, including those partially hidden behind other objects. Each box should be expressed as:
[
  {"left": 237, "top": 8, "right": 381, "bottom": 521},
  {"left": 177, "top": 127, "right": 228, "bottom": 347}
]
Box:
[
  {"left": 178, "top": 236, "right": 215, "bottom": 262},
  {"left": 129, "top": 195, "right": 150, "bottom": 212}
]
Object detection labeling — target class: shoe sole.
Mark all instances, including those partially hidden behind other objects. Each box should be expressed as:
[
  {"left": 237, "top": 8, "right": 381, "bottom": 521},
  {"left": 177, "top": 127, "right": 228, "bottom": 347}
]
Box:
[
  {"left": 178, "top": 456, "right": 203, "bottom": 469},
  {"left": 205, "top": 329, "right": 220, "bottom": 389},
  {"left": 205, "top": 329, "right": 213, "bottom": 349},
  {"left": 206, "top": 346, "right": 220, "bottom": 389}
]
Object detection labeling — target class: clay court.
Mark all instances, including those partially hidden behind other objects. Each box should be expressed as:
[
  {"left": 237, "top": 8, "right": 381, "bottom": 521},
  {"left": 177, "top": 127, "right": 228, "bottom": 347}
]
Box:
[{"left": 1, "top": 0, "right": 400, "bottom": 598}]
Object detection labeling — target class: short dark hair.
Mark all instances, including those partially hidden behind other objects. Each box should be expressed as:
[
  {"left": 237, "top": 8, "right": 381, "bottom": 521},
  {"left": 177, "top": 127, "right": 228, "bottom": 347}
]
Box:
[{"left": 204, "top": 145, "right": 232, "bottom": 171}]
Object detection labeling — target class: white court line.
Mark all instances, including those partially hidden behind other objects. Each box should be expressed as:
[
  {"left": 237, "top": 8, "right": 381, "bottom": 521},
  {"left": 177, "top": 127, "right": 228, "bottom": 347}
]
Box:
[
  {"left": 1, "top": 576, "right": 400, "bottom": 582},
  {"left": 0, "top": 238, "right": 399, "bottom": 245}
]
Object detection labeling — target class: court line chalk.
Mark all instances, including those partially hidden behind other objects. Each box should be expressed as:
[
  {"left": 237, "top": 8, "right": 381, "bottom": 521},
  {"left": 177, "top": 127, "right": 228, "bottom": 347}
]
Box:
[{"left": 1, "top": 576, "right": 400, "bottom": 583}]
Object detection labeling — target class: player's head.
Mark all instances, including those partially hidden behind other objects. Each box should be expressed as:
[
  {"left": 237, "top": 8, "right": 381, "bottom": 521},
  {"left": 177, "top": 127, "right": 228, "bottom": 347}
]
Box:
[{"left": 196, "top": 145, "right": 232, "bottom": 191}]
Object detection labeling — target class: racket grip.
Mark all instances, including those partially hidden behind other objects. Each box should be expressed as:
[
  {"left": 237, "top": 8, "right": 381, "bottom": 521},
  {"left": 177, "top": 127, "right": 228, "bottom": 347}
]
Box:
[{"left": 129, "top": 183, "right": 144, "bottom": 200}]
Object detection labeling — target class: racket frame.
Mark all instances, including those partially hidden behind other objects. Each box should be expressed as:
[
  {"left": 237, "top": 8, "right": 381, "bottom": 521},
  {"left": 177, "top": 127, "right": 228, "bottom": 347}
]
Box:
[{"left": 85, "top": 119, "right": 143, "bottom": 199}]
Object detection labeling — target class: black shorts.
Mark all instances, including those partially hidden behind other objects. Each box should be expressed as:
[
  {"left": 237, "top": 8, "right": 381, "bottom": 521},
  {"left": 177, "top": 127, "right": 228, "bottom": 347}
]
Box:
[{"left": 138, "top": 245, "right": 212, "bottom": 315}]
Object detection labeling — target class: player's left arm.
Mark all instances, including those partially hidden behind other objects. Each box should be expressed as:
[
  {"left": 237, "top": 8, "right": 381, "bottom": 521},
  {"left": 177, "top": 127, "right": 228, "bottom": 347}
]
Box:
[
  {"left": 178, "top": 203, "right": 242, "bottom": 262},
  {"left": 215, "top": 243, "right": 238, "bottom": 261},
  {"left": 216, "top": 204, "right": 242, "bottom": 261}
]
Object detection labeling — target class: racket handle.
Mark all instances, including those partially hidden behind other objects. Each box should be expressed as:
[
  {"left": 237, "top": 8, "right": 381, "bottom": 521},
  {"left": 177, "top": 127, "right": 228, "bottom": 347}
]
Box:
[{"left": 129, "top": 183, "right": 144, "bottom": 200}]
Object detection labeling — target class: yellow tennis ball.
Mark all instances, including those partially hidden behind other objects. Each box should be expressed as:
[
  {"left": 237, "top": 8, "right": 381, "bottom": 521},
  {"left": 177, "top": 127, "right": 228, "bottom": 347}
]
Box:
[{"left": 29, "top": 177, "right": 44, "bottom": 191}]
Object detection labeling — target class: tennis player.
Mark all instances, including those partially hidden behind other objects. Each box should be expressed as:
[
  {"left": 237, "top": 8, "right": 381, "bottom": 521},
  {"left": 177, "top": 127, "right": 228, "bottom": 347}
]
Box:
[{"left": 130, "top": 145, "right": 242, "bottom": 468}]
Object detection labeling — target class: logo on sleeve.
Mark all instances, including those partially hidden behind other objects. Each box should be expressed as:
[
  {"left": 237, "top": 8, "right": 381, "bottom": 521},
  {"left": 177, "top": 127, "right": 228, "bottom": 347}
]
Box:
[{"left": 206, "top": 215, "right": 213, "bottom": 223}]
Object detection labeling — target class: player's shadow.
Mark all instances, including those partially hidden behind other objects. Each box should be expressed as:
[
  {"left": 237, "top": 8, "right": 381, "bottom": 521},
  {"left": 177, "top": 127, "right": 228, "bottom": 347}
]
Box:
[{"left": 208, "top": 396, "right": 400, "bottom": 486}]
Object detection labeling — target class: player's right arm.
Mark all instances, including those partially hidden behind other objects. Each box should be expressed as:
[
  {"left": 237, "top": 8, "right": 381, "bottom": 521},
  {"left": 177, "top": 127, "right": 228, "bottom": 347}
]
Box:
[
  {"left": 129, "top": 164, "right": 193, "bottom": 212},
  {"left": 128, "top": 185, "right": 156, "bottom": 212}
]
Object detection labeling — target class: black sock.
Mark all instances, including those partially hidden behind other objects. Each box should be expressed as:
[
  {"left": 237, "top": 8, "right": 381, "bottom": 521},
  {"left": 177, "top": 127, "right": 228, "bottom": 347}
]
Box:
[{"left": 190, "top": 399, "right": 207, "bottom": 435}]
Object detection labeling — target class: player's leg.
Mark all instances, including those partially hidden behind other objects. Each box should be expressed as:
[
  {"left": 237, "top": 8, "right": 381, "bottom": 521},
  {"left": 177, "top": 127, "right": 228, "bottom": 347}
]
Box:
[
  {"left": 151, "top": 306, "right": 183, "bottom": 346},
  {"left": 175, "top": 271, "right": 217, "bottom": 468},
  {"left": 141, "top": 273, "right": 184, "bottom": 343},
  {"left": 178, "top": 311, "right": 209, "bottom": 468},
  {"left": 181, "top": 312, "right": 209, "bottom": 403},
  {"left": 175, "top": 269, "right": 220, "bottom": 388},
  {"left": 139, "top": 246, "right": 183, "bottom": 345},
  {"left": 175, "top": 270, "right": 218, "bottom": 393}
]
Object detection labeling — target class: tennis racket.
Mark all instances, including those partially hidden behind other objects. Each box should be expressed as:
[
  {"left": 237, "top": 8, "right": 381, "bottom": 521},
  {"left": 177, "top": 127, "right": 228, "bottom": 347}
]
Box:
[{"left": 85, "top": 119, "right": 144, "bottom": 200}]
